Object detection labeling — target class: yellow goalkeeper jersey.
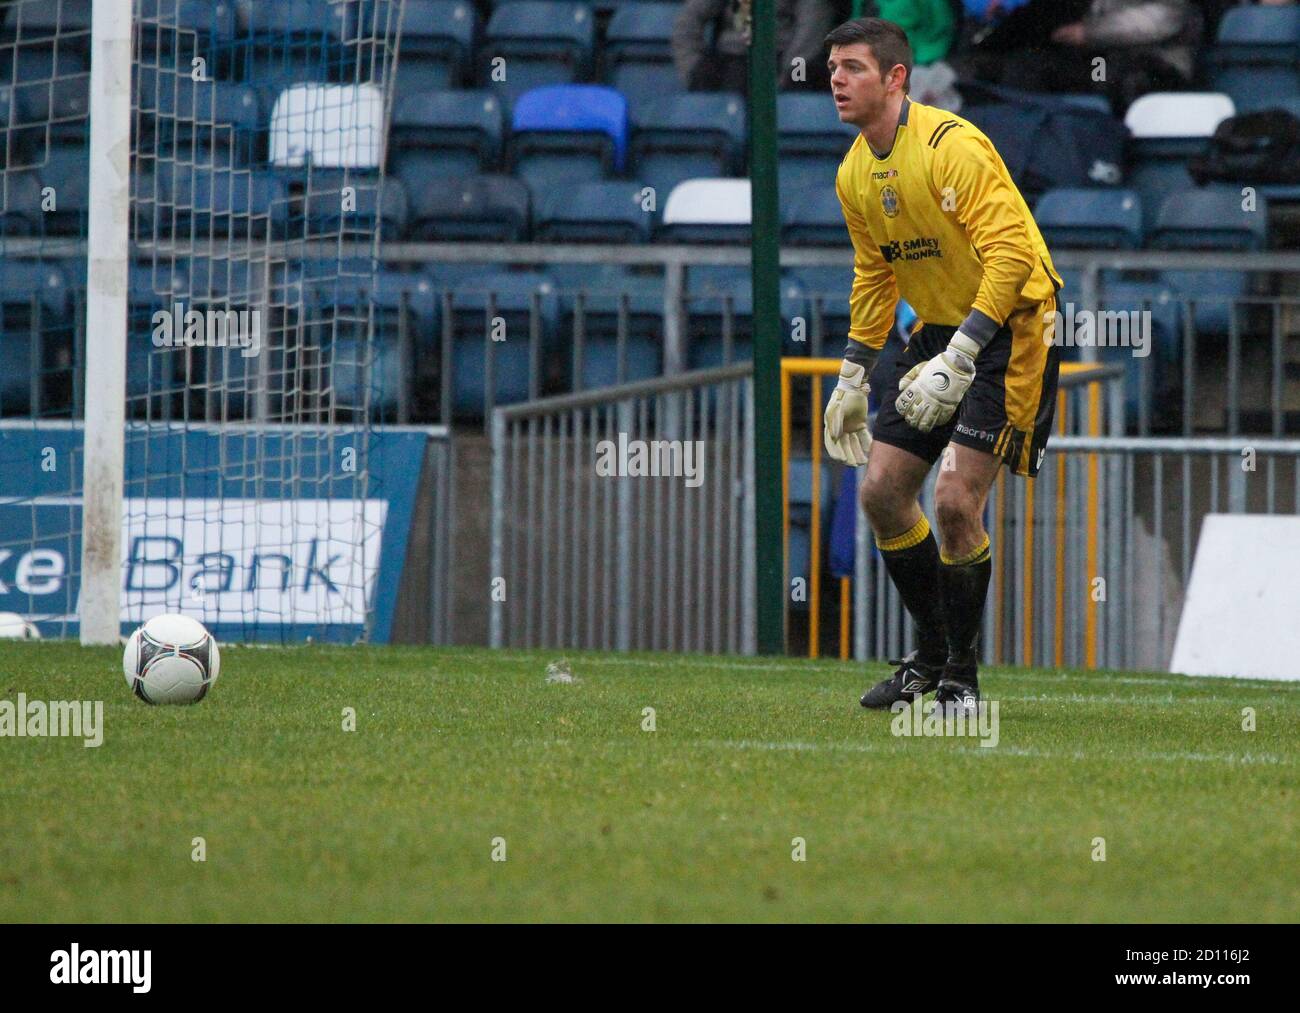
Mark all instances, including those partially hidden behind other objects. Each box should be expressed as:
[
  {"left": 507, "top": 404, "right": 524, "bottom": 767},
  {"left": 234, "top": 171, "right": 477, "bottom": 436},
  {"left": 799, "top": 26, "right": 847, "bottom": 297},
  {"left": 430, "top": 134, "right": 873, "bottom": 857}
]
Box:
[{"left": 835, "top": 97, "right": 1062, "bottom": 351}]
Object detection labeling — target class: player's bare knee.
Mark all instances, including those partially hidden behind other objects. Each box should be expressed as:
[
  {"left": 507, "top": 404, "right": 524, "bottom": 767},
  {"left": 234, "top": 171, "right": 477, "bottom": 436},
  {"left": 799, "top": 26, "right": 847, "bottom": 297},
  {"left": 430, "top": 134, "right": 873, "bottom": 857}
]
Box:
[
  {"left": 859, "top": 472, "right": 910, "bottom": 535},
  {"left": 934, "top": 484, "right": 980, "bottom": 543}
]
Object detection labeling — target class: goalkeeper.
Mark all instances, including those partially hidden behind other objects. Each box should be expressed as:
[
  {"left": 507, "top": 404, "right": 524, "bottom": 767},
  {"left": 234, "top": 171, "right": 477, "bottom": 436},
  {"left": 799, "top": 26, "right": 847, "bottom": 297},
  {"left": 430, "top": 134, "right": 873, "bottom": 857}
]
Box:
[{"left": 821, "top": 17, "right": 1062, "bottom": 716}]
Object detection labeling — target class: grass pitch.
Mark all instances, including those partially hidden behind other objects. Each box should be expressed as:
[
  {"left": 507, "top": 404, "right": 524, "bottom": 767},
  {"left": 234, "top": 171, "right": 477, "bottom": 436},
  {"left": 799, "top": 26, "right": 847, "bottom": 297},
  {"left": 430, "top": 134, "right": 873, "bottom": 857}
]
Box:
[{"left": 1, "top": 642, "right": 1296, "bottom": 922}]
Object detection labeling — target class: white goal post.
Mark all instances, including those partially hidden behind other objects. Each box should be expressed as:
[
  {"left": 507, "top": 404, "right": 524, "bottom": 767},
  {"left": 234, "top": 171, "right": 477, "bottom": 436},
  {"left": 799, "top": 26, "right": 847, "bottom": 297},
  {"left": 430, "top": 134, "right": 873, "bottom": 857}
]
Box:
[{"left": 80, "top": 0, "right": 133, "bottom": 645}]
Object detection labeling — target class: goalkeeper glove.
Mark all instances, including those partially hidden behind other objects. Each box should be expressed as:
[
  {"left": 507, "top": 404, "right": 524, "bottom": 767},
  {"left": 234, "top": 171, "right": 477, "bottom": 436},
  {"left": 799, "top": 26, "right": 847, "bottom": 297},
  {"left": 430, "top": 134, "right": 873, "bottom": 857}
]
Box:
[
  {"left": 895, "top": 331, "right": 981, "bottom": 433},
  {"left": 823, "top": 357, "right": 873, "bottom": 466}
]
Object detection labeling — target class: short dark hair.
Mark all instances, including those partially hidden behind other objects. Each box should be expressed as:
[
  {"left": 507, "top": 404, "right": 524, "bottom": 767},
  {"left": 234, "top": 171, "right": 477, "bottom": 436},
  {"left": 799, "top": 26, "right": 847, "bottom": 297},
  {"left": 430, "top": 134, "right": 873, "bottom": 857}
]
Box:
[{"left": 824, "top": 17, "right": 913, "bottom": 93}]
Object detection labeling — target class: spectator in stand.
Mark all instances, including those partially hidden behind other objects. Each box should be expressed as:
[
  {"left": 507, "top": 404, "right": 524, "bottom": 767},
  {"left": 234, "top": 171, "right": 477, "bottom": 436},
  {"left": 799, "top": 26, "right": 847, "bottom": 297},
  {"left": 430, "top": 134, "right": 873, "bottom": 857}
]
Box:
[
  {"left": 876, "top": 0, "right": 957, "bottom": 64},
  {"left": 870, "top": 0, "right": 964, "bottom": 109},
  {"left": 967, "top": 0, "right": 1202, "bottom": 112},
  {"left": 672, "top": 0, "right": 837, "bottom": 93}
]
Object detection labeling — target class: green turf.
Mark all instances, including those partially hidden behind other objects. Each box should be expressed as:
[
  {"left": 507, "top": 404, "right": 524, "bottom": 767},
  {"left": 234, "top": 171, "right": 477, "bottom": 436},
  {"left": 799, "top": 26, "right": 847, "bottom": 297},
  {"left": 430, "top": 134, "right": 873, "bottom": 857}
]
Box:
[{"left": 1, "top": 641, "right": 1296, "bottom": 922}]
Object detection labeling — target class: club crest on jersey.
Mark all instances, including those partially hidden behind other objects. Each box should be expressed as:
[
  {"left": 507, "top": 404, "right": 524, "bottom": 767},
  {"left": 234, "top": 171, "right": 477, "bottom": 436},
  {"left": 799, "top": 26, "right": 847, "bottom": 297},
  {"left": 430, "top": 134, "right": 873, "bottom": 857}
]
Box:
[{"left": 880, "top": 184, "right": 900, "bottom": 218}]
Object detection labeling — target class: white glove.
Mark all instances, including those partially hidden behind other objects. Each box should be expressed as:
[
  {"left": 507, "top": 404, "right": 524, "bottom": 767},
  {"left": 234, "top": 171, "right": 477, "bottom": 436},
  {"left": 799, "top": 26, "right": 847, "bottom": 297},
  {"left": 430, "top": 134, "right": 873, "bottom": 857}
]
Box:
[
  {"left": 823, "top": 359, "right": 872, "bottom": 466},
  {"left": 895, "top": 332, "right": 980, "bottom": 433}
]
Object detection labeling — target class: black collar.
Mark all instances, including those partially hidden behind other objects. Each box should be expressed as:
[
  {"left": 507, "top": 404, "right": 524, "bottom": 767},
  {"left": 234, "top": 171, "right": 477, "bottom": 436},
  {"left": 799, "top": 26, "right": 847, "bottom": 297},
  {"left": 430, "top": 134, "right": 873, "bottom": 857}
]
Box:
[{"left": 868, "top": 97, "right": 909, "bottom": 160}]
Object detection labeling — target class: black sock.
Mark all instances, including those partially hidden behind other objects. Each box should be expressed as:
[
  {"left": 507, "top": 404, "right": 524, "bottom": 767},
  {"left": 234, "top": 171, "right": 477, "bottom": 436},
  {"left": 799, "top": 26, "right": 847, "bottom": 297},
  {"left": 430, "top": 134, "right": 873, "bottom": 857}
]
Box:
[
  {"left": 938, "top": 534, "right": 993, "bottom": 670},
  {"left": 876, "top": 515, "right": 947, "bottom": 667}
]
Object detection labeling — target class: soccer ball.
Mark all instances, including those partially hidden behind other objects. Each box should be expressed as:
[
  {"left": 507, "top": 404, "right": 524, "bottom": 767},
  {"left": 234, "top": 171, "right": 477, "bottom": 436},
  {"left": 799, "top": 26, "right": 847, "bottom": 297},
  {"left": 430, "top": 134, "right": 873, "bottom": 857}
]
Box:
[
  {"left": 0, "top": 611, "right": 40, "bottom": 639},
  {"left": 123, "top": 614, "right": 220, "bottom": 705}
]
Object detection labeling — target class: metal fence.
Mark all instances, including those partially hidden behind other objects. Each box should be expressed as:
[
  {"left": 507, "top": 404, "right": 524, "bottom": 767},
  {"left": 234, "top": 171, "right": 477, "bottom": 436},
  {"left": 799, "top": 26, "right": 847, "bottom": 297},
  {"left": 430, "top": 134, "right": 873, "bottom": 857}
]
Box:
[
  {"left": 365, "top": 243, "right": 1300, "bottom": 435},
  {"left": 489, "top": 363, "right": 755, "bottom": 654},
  {"left": 855, "top": 433, "right": 1300, "bottom": 672},
  {"left": 489, "top": 352, "right": 1300, "bottom": 672},
  {"left": 14, "top": 241, "right": 1297, "bottom": 436}
]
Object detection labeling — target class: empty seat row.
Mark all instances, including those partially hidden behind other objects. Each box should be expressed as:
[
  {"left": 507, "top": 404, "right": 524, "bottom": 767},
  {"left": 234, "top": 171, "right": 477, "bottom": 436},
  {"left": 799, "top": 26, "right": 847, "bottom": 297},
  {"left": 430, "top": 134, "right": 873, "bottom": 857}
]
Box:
[
  {"left": 391, "top": 85, "right": 853, "bottom": 197},
  {"left": 1035, "top": 186, "right": 1270, "bottom": 252}
]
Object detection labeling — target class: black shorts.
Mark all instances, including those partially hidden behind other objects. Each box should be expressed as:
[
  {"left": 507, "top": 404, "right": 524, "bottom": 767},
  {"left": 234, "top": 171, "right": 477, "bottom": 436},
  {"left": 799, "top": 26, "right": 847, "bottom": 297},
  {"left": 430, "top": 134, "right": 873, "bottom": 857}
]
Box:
[{"left": 870, "top": 298, "right": 1060, "bottom": 478}]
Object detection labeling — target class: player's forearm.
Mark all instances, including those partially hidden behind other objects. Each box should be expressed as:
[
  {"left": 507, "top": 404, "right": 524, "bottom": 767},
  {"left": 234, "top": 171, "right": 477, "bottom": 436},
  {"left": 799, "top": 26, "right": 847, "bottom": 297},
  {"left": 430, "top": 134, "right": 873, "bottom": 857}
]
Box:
[
  {"left": 1083, "top": 2, "right": 1186, "bottom": 48},
  {"left": 845, "top": 264, "right": 897, "bottom": 353},
  {"left": 844, "top": 335, "right": 881, "bottom": 372},
  {"left": 966, "top": 250, "right": 1035, "bottom": 348}
]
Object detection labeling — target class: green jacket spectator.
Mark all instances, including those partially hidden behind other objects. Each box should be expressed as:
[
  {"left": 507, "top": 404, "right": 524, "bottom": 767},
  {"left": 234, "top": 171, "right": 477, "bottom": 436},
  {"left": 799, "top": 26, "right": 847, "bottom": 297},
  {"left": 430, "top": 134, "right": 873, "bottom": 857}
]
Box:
[{"left": 876, "top": 0, "right": 956, "bottom": 64}]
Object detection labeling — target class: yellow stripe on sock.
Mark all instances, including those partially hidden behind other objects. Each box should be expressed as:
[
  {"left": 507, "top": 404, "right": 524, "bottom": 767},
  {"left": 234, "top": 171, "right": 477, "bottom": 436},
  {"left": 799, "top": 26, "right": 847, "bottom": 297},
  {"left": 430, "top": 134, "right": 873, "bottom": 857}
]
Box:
[
  {"left": 875, "top": 515, "right": 931, "bottom": 552},
  {"left": 941, "top": 533, "right": 991, "bottom": 567}
]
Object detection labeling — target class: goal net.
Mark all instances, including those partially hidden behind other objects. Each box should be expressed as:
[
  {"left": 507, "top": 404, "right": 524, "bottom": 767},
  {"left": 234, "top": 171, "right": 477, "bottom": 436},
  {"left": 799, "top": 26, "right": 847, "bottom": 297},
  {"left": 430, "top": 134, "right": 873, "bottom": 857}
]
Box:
[{"left": 0, "top": 0, "right": 407, "bottom": 643}]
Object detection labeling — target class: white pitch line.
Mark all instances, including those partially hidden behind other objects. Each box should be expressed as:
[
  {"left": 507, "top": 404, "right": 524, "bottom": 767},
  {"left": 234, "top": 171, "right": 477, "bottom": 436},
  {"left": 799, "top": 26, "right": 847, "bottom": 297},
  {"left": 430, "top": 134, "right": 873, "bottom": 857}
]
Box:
[
  {"left": 515, "top": 737, "right": 1295, "bottom": 768},
  {"left": 477, "top": 651, "right": 1300, "bottom": 693}
]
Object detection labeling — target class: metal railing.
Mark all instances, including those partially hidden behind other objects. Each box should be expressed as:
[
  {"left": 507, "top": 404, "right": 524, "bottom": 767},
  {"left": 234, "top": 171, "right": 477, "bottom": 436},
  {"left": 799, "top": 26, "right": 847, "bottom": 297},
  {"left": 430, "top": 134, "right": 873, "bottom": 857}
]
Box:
[
  {"left": 9, "top": 241, "right": 1300, "bottom": 435},
  {"left": 487, "top": 351, "right": 1300, "bottom": 672},
  {"left": 489, "top": 363, "right": 755, "bottom": 654},
  {"left": 404, "top": 244, "right": 1300, "bottom": 435},
  {"left": 849, "top": 363, "right": 1128, "bottom": 666},
  {"left": 853, "top": 433, "right": 1300, "bottom": 672}
]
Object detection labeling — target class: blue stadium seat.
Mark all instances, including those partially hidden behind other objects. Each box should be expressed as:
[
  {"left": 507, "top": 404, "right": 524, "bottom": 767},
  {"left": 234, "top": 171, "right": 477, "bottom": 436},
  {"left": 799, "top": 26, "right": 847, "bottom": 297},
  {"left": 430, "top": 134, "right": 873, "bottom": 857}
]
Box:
[
  {"left": 780, "top": 159, "right": 843, "bottom": 199},
  {"left": 123, "top": 258, "right": 268, "bottom": 416},
  {"left": 5, "top": 48, "right": 90, "bottom": 154},
  {"left": 425, "top": 261, "right": 516, "bottom": 293},
  {"left": 786, "top": 267, "right": 851, "bottom": 340},
  {"left": 1059, "top": 94, "right": 1114, "bottom": 116},
  {"left": 293, "top": 170, "right": 409, "bottom": 240},
  {"left": 24, "top": 147, "right": 89, "bottom": 236},
  {"left": 233, "top": 0, "right": 355, "bottom": 95},
  {"left": 777, "top": 93, "right": 858, "bottom": 182},
  {"left": 392, "top": 1, "right": 479, "bottom": 90},
  {"left": 1086, "top": 278, "right": 1182, "bottom": 426},
  {"left": 1209, "top": 5, "right": 1300, "bottom": 110},
  {"left": 0, "top": 171, "right": 45, "bottom": 235},
  {"left": 778, "top": 93, "right": 859, "bottom": 159},
  {"left": 780, "top": 187, "right": 847, "bottom": 246},
  {"left": 446, "top": 271, "right": 560, "bottom": 416},
  {"left": 403, "top": 173, "right": 531, "bottom": 241},
  {"left": 685, "top": 274, "right": 808, "bottom": 367},
  {"left": 0, "top": 0, "right": 92, "bottom": 55},
  {"left": 135, "top": 69, "right": 262, "bottom": 167},
  {"left": 137, "top": 0, "right": 238, "bottom": 48},
  {"left": 604, "top": 3, "right": 680, "bottom": 97},
  {"left": 557, "top": 274, "right": 664, "bottom": 389},
  {"left": 509, "top": 85, "right": 627, "bottom": 196},
  {"left": 535, "top": 180, "right": 653, "bottom": 242},
  {"left": 1158, "top": 269, "right": 1248, "bottom": 336},
  {"left": 1034, "top": 188, "right": 1143, "bottom": 250},
  {"left": 133, "top": 2, "right": 240, "bottom": 81},
  {"left": 1128, "top": 161, "right": 1196, "bottom": 233},
  {"left": 629, "top": 93, "right": 745, "bottom": 197},
  {"left": 390, "top": 90, "right": 506, "bottom": 179},
  {"left": 1212, "top": 70, "right": 1300, "bottom": 115},
  {"left": 302, "top": 269, "right": 438, "bottom": 420},
  {"left": 482, "top": 2, "right": 595, "bottom": 103},
  {"left": 782, "top": 269, "right": 913, "bottom": 387},
  {"left": 162, "top": 164, "right": 291, "bottom": 239},
  {"left": 1149, "top": 187, "right": 1267, "bottom": 251},
  {"left": 0, "top": 261, "right": 71, "bottom": 416}
]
